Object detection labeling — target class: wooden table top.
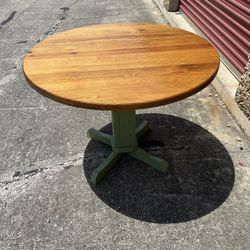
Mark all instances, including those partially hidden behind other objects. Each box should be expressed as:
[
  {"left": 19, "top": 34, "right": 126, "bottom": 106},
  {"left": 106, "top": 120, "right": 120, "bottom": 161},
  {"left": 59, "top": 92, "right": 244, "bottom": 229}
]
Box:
[{"left": 23, "top": 23, "right": 220, "bottom": 110}]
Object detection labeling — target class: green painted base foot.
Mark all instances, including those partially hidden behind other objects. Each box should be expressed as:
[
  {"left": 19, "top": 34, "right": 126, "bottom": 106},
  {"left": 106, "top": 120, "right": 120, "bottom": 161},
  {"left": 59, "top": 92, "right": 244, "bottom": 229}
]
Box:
[
  {"left": 129, "top": 148, "right": 169, "bottom": 173},
  {"left": 91, "top": 152, "right": 122, "bottom": 185},
  {"left": 87, "top": 120, "right": 149, "bottom": 146},
  {"left": 136, "top": 120, "right": 150, "bottom": 139},
  {"left": 87, "top": 110, "right": 169, "bottom": 185},
  {"left": 87, "top": 128, "right": 112, "bottom": 146}
]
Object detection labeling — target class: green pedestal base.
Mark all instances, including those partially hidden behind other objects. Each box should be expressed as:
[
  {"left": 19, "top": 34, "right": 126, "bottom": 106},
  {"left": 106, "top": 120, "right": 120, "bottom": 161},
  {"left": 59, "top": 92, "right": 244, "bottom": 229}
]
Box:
[{"left": 87, "top": 110, "right": 169, "bottom": 185}]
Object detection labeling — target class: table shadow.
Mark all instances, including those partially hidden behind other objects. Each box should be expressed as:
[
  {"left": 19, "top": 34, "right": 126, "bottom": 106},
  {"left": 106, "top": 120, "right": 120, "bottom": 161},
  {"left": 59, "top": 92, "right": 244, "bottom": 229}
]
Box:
[{"left": 83, "top": 114, "right": 235, "bottom": 224}]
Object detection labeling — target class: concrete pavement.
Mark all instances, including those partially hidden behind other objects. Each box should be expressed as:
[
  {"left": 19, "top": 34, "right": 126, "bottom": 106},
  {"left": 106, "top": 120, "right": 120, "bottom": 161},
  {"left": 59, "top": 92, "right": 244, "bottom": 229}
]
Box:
[{"left": 0, "top": 0, "right": 249, "bottom": 249}]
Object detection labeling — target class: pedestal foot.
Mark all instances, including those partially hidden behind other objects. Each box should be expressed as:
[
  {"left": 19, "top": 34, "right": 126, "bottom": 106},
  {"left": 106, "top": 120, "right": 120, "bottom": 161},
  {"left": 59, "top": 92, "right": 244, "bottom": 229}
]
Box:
[
  {"left": 129, "top": 148, "right": 169, "bottom": 173},
  {"left": 87, "top": 110, "right": 169, "bottom": 185},
  {"left": 136, "top": 120, "right": 150, "bottom": 139},
  {"left": 87, "top": 128, "right": 112, "bottom": 146},
  {"left": 91, "top": 152, "right": 122, "bottom": 185}
]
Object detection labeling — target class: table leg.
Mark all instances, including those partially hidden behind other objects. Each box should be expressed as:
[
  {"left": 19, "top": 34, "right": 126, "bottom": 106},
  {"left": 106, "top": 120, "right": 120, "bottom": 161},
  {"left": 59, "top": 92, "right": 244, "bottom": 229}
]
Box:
[
  {"left": 129, "top": 148, "right": 168, "bottom": 173},
  {"left": 87, "top": 128, "right": 112, "bottom": 146},
  {"left": 136, "top": 120, "right": 150, "bottom": 139},
  {"left": 91, "top": 152, "right": 122, "bottom": 185},
  {"left": 87, "top": 109, "right": 169, "bottom": 184}
]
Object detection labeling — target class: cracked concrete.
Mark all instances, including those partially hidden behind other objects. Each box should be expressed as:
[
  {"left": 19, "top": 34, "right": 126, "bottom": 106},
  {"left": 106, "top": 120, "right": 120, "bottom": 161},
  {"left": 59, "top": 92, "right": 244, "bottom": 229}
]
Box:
[{"left": 0, "top": 0, "right": 250, "bottom": 249}]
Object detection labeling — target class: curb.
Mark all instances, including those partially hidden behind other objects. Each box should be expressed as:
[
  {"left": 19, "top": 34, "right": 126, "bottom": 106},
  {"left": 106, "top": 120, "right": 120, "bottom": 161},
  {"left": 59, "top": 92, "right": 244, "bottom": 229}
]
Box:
[{"left": 153, "top": 0, "right": 250, "bottom": 138}]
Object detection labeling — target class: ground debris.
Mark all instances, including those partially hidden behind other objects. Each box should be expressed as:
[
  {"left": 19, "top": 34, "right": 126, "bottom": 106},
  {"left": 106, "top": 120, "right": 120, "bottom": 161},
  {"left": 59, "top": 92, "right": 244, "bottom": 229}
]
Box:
[{"left": 239, "top": 161, "right": 247, "bottom": 168}]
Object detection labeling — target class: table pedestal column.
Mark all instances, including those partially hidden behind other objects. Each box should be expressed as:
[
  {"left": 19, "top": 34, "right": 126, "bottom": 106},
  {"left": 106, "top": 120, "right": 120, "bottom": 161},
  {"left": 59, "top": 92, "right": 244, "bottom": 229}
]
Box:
[{"left": 87, "top": 110, "right": 169, "bottom": 185}]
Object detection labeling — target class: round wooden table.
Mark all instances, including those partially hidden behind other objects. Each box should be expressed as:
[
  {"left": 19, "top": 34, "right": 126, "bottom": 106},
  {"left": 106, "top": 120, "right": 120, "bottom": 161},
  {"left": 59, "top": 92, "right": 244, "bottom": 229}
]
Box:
[{"left": 23, "top": 23, "right": 220, "bottom": 185}]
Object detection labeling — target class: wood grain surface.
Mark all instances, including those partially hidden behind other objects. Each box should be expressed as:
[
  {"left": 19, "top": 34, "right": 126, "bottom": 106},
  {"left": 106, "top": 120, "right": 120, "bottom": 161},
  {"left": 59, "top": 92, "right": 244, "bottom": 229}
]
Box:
[{"left": 23, "top": 23, "right": 220, "bottom": 110}]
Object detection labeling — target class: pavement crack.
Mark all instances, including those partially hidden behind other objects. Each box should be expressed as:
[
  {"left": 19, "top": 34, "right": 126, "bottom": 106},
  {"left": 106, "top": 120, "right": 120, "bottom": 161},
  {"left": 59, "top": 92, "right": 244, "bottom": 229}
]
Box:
[
  {"left": 0, "top": 155, "right": 83, "bottom": 188},
  {"left": 0, "top": 105, "right": 72, "bottom": 111},
  {"left": 16, "top": 40, "right": 27, "bottom": 44},
  {"left": 13, "top": 168, "right": 45, "bottom": 178},
  {"left": 1, "top": 167, "right": 47, "bottom": 186},
  {"left": 0, "top": 11, "right": 17, "bottom": 26},
  {"left": 43, "top": 7, "right": 70, "bottom": 37}
]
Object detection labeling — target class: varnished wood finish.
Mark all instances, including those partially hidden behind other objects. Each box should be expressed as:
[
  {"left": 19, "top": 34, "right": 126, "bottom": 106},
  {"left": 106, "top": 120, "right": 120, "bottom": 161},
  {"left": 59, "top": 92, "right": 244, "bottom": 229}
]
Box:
[{"left": 23, "top": 23, "right": 220, "bottom": 110}]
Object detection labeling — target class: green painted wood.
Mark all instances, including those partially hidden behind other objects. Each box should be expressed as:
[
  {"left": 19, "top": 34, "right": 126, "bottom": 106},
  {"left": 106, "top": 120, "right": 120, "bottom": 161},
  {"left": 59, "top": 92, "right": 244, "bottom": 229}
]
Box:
[
  {"left": 87, "top": 109, "right": 169, "bottom": 185},
  {"left": 111, "top": 110, "right": 137, "bottom": 153},
  {"left": 91, "top": 152, "right": 122, "bottom": 185},
  {"left": 129, "top": 148, "right": 169, "bottom": 173},
  {"left": 136, "top": 120, "right": 150, "bottom": 139},
  {"left": 87, "top": 128, "right": 112, "bottom": 146}
]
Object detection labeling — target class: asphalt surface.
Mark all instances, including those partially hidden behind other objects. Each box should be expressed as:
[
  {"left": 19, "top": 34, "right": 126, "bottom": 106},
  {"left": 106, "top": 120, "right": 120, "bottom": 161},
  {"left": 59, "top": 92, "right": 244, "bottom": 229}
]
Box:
[{"left": 0, "top": 0, "right": 250, "bottom": 249}]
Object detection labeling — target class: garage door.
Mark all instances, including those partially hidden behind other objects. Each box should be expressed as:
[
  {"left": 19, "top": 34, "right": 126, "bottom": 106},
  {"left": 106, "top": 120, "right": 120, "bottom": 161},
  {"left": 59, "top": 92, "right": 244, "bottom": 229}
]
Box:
[{"left": 179, "top": 0, "right": 250, "bottom": 76}]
